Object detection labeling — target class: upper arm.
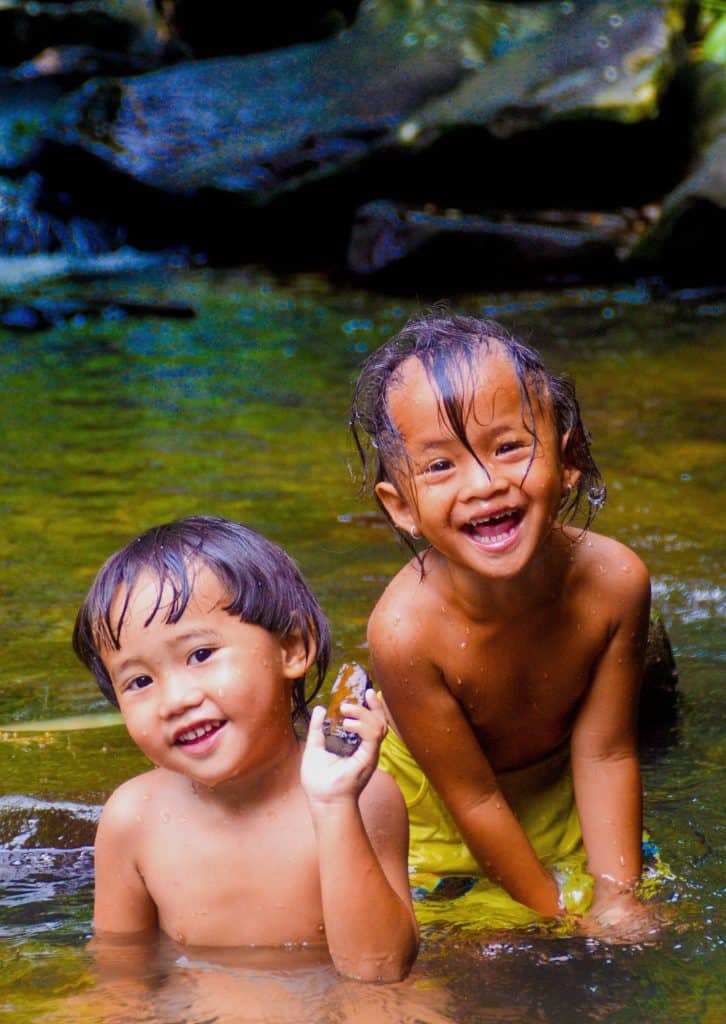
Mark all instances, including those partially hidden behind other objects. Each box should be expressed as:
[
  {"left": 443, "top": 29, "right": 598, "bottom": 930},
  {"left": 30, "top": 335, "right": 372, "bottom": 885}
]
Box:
[
  {"left": 93, "top": 782, "right": 158, "bottom": 936},
  {"left": 359, "top": 769, "right": 414, "bottom": 912},
  {"left": 571, "top": 547, "right": 651, "bottom": 762},
  {"left": 368, "top": 597, "right": 498, "bottom": 814}
]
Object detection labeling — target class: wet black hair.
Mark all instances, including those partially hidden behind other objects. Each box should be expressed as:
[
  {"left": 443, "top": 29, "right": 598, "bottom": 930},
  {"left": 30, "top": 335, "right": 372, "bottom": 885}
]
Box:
[
  {"left": 73, "top": 515, "right": 330, "bottom": 726},
  {"left": 350, "top": 310, "right": 605, "bottom": 556}
]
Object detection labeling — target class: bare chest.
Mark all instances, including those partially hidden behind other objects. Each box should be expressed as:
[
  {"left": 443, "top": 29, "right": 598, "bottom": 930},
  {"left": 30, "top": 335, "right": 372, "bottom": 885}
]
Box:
[
  {"left": 137, "top": 801, "right": 325, "bottom": 947},
  {"left": 434, "top": 613, "right": 602, "bottom": 764}
]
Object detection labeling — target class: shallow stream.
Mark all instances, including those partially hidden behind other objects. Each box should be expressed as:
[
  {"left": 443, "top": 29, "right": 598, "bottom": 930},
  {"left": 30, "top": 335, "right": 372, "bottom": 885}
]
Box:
[{"left": 0, "top": 267, "right": 723, "bottom": 1022}]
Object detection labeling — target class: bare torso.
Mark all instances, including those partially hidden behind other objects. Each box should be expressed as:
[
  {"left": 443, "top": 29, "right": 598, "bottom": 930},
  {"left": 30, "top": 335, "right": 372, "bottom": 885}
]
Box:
[
  {"left": 103, "top": 758, "right": 328, "bottom": 947},
  {"left": 371, "top": 528, "right": 636, "bottom": 773}
]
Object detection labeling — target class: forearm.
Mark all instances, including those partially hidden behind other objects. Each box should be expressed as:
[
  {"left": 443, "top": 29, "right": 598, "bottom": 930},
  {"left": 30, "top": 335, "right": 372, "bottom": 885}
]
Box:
[
  {"left": 455, "top": 790, "right": 560, "bottom": 916},
  {"left": 310, "top": 798, "right": 418, "bottom": 982},
  {"left": 574, "top": 752, "right": 643, "bottom": 903}
]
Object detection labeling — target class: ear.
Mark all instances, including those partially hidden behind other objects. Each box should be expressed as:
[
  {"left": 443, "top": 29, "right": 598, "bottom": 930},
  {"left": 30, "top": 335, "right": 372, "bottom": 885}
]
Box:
[
  {"left": 559, "top": 431, "right": 581, "bottom": 492},
  {"left": 375, "top": 480, "right": 418, "bottom": 536},
  {"left": 279, "top": 629, "right": 316, "bottom": 679}
]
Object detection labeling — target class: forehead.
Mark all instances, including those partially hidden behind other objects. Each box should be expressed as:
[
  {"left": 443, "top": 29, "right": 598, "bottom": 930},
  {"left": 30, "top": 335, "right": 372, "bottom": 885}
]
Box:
[
  {"left": 388, "top": 346, "right": 529, "bottom": 436},
  {"left": 105, "top": 562, "right": 227, "bottom": 645}
]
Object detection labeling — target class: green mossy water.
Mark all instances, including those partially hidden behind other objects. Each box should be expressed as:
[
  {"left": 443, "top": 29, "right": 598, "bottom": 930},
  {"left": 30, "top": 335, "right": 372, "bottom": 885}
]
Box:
[{"left": 1, "top": 269, "right": 723, "bottom": 1022}]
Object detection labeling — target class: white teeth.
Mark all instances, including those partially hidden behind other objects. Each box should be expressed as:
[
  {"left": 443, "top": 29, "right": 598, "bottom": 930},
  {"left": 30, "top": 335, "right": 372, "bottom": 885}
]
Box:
[
  {"left": 178, "top": 721, "right": 219, "bottom": 743},
  {"left": 471, "top": 511, "right": 512, "bottom": 526}
]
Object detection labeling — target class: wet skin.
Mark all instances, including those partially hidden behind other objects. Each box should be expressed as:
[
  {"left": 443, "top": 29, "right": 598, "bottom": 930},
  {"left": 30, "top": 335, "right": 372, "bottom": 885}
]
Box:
[
  {"left": 92, "top": 565, "right": 417, "bottom": 976},
  {"left": 370, "top": 347, "right": 650, "bottom": 923}
]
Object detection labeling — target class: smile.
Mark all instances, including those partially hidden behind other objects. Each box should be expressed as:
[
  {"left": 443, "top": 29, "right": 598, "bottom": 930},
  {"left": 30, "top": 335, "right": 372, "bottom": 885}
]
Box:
[
  {"left": 175, "top": 720, "right": 225, "bottom": 745},
  {"left": 465, "top": 508, "right": 523, "bottom": 546}
]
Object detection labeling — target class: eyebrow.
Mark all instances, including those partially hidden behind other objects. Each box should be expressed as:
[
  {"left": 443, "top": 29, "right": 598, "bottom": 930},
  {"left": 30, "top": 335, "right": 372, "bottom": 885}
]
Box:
[{"left": 110, "top": 629, "right": 226, "bottom": 678}]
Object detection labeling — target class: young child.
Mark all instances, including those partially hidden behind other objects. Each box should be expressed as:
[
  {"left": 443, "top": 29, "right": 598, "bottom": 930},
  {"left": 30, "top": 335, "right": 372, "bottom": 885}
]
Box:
[
  {"left": 73, "top": 516, "right": 418, "bottom": 981},
  {"left": 350, "top": 312, "right": 656, "bottom": 937}
]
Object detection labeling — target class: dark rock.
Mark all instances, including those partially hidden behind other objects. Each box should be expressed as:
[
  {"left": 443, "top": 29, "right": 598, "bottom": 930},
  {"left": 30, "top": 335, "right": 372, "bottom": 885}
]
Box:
[
  {"left": 347, "top": 199, "right": 650, "bottom": 282},
  {"left": 640, "top": 611, "right": 679, "bottom": 726},
  {"left": 323, "top": 661, "right": 369, "bottom": 757},
  {"left": 50, "top": 11, "right": 465, "bottom": 199}
]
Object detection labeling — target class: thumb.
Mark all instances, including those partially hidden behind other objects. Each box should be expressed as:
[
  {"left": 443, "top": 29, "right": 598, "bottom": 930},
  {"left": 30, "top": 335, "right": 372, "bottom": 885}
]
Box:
[{"left": 305, "top": 705, "right": 326, "bottom": 749}]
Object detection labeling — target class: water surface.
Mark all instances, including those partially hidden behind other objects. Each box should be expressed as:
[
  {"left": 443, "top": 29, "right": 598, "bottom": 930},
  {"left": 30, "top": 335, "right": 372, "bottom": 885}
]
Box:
[{"left": 1, "top": 268, "right": 723, "bottom": 1022}]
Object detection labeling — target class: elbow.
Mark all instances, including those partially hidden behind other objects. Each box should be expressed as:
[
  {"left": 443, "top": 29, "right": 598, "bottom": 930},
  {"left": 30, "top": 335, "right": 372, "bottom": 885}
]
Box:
[
  {"left": 334, "top": 928, "right": 419, "bottom": 983},
  {"left": 338, "top": 950, "right": 417, "bottom": 984}
]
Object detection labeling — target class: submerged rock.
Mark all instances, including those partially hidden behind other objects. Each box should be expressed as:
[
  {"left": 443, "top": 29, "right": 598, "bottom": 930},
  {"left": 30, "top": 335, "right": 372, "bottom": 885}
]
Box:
[{"left": 0, "top": 794, "right": 99, "bottom": 849}]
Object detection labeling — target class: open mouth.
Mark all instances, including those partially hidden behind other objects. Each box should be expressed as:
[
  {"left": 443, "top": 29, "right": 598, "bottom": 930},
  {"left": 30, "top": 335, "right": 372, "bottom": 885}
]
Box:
[
  {"left": 175, "top": 720, "right": 225, "bottom": 746},
  {"left": 465, "top": 508, "right": 523, "bottom": 545}
]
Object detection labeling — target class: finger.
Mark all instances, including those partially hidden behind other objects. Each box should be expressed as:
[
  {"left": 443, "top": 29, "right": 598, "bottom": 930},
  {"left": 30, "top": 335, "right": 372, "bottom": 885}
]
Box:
[{"left": 304, "top": 705, "right": 327, "bottom": 749}]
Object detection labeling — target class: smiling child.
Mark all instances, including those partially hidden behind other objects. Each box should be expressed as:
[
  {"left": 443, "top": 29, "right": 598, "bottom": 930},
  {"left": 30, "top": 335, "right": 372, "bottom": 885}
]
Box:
[
  {"left": 350, "top": 311, "right": 657, "bottom": 937},
  {"left": 73, "top": 516, "right": 417, "bottom": 980}
]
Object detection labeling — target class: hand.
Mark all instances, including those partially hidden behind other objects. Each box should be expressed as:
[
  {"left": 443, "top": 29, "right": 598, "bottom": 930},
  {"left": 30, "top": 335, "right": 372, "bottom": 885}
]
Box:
[
  {"left": 301, "top": 689, "right": 388, "bottom": 808},
  {"left": 579, "top": 887, "right": 665, "bottom": 944}
]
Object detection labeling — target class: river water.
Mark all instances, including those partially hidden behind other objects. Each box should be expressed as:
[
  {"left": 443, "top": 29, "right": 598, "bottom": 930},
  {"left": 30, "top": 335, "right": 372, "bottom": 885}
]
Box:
[{"left": 0, "top": 266, "right": 723, "bottom": 1022}]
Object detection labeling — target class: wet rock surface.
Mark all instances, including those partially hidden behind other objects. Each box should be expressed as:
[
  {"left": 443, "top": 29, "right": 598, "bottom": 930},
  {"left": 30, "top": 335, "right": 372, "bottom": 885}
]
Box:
[
  {"left": 0, "top": 1, "right": 723, "bottom": 287},
  {"left": 323, "top": 661, "right": 370, "bottom": 756}
]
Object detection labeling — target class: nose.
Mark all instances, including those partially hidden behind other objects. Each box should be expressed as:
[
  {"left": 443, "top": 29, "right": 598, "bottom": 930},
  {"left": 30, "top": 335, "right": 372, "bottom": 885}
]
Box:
[
  {"left": 158, "top": 672, "right": 204, "bottom": 720},
  {"left": 459, "top": 454, "right": 503, "bottom": 502}
]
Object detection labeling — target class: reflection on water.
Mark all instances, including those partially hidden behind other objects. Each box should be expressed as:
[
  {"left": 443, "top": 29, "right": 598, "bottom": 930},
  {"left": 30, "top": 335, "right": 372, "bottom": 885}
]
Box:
[{"left": 0, "top": 268, "right": 723, "bottom": 1022}]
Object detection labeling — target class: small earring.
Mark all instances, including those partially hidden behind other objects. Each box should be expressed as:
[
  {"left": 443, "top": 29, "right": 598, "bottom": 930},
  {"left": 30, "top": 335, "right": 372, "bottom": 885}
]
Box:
[{"left": 409, "top": 525, "right": 422, "bottom": 540}]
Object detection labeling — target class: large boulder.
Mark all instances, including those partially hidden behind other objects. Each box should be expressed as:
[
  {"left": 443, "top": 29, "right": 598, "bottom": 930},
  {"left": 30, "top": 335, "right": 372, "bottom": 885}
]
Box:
[{"left": 50, "top": 8, "right": 466, "bottom": 198}]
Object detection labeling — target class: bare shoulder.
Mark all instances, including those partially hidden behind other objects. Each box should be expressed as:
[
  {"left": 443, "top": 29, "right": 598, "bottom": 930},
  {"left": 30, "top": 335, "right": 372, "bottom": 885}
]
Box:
[
  {"left": 97, "top": 769, "right": 166, "bottom": 839},
  {"left": 566, "top": 529, "right": 651, "bottom": 613},
  {"left": 368, "top": 555, "right": 442, "bottom": 652}
]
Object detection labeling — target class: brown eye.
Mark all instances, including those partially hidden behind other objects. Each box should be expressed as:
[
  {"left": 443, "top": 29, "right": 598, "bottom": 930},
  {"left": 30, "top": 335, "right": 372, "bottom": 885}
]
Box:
[
  {"left": 424, "top": 459, "right": 452, "bottom": 474},
  {"left": 127, "top": 675, "right": 152, "bottom": 691},
  {"left": 496, "top": 441, "right": 525, "bottom": 456}
]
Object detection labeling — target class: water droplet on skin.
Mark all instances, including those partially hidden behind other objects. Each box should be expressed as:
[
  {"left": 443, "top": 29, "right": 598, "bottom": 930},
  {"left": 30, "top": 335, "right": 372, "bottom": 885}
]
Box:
[
  {"left": 620, "top": 564, "right": 632, "bottom": 574},
  {"left": 455, "top": 676, "right": 463, "bottom": 685},
  {"left": 459, "top": 641, "right": 468, "bottom": 649},
  {"left": 161, "top": 810, "right": 171, "bottom": 823}
]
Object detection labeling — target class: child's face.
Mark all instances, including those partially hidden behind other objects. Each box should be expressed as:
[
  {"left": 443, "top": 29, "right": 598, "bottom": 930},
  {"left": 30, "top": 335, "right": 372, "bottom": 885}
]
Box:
[
  {"left": 102, "top": 563, "right": 310, "bottom": 789},
  {"left": 376, "top": 347, "right": 580, "bottom": 581}
]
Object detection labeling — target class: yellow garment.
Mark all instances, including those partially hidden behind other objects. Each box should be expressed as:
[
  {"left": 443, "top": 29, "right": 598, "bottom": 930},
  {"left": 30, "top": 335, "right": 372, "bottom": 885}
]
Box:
[{"left": 378, "top": 726, "right": 593, "bottom": 929}]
